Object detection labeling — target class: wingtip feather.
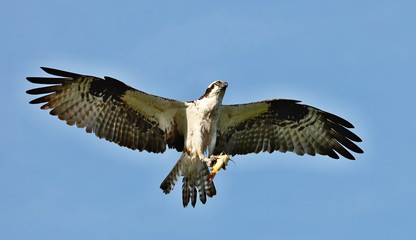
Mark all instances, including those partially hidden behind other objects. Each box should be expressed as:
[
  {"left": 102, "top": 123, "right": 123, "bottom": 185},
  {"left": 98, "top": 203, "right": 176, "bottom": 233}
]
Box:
[{"left": 40, "top": 67, "right": 80, "bottom": 78}]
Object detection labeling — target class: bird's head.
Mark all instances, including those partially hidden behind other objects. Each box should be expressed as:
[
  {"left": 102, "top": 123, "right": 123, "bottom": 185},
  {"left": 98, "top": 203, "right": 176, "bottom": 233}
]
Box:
[{"left": 199, "top": 81, "right": 228, "bottom": 100}]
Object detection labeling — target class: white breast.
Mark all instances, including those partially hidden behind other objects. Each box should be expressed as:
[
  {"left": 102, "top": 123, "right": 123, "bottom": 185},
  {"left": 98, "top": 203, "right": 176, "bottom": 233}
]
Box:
[{"left": 184, "top": 97, "right": 221, "bottom": 160}]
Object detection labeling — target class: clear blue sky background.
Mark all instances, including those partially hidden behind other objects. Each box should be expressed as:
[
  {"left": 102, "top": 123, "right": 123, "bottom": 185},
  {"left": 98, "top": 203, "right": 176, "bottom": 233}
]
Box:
[{"left": 1, "top": 1, "right": 415, "bottom": 239}]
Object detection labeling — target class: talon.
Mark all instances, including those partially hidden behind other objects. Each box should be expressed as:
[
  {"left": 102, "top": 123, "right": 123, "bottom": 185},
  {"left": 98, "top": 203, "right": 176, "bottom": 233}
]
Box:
[
  {"left": 208, "top": 153, "right": 230, "bottom": 181},
  {"left": 208, "top": 159, "right": 217, "bottom": 167},
  {"left": 202, "top": 156, "right": 217, "bottom": 169}
]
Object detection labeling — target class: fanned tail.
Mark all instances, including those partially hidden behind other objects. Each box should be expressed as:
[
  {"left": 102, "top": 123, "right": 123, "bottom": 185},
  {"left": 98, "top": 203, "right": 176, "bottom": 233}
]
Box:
[
  {"left": 160, "top": 152, "right": 217, "bottom": 207},
  {"left": 160, "top": 156, "right": 183, "bottom": 194},
  {"left": 182, "top": 163, "right": 216, "bottom": 207}
]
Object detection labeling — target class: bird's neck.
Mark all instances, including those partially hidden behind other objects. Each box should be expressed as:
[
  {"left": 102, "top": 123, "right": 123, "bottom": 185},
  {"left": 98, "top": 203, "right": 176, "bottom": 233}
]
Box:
[{"left": 196, "top": 95, "right": 223, "bottom": 112}]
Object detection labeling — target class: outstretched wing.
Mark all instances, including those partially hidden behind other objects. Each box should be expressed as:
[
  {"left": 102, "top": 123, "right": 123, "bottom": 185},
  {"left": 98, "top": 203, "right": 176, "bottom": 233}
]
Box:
[
  {"left": 27, "top": 67, "right": 186, "bottom": 153},
  {"left": 215, "top": 99, "right": 363, "bottom": 159}
]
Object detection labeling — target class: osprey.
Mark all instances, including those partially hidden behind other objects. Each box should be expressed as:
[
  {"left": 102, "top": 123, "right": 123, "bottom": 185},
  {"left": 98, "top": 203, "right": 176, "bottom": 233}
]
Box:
[{"left": 27, "top": 67, "right": 363, "bottom": 207}]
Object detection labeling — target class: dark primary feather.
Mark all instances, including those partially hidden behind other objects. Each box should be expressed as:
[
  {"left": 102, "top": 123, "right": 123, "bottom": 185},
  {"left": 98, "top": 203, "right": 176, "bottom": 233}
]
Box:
[
  {"left": 41, "top": 67, "right": 80, "bottom": 78},
  {"left": 26, "top": 67, "right": 183, "bottom": 153},
  {"left": 215, "top": 99, "right": 363, "bottom": 160}
]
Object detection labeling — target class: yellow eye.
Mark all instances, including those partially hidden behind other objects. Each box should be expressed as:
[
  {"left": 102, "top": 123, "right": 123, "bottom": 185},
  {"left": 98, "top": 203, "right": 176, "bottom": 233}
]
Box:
[{"left": 215, "top": 81, "right": 221, "bottom": 86}]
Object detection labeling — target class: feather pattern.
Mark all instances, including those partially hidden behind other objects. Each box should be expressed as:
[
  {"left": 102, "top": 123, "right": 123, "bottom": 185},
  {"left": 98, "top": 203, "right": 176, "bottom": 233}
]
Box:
[
  {"left": 27, "top": 67, "right": 186, "bottom": 153},
  {"left": 215, "top": 99, "right": 363, "bottom": 159},
  {"left": 27, "top": 67, "right": 363, "bottom": 208},
  {"left": 160, "top": 153, "right": 216, "bottom": 207}
]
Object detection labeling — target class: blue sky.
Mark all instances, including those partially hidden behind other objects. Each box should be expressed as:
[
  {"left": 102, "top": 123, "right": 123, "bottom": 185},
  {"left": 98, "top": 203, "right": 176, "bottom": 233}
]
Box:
[{"left": 1, "top": 0, "right": 416, "bottom": 239}]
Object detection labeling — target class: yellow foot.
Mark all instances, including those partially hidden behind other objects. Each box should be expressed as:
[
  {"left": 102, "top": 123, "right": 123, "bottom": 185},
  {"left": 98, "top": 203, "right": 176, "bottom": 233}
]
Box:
[{"left": 207, "top": 153, "right": 230, "bottom": 181}]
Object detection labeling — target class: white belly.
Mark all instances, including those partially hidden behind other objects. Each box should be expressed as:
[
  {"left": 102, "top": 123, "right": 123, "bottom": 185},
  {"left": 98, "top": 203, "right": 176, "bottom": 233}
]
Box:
[{"left": 184, "top": 100, "right": 220, "bottom": 160}]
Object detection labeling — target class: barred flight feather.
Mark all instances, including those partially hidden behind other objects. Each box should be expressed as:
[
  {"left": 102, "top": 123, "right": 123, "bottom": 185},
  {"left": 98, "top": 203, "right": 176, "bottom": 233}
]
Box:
[
  {"left": 27, "top": 67, "right": 186, "bottom": 154},
  {"left": 27, "top": 67, "right": 363, "bottom": 208},
  {"left": 216, "top": 99, "right": 363, "bottom": 160}
]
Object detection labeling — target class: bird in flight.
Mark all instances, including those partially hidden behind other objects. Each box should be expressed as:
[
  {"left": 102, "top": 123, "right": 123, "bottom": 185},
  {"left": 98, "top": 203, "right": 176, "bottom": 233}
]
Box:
[{"left": 27, "top": 67, "right": 363, "bottom": 207}]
